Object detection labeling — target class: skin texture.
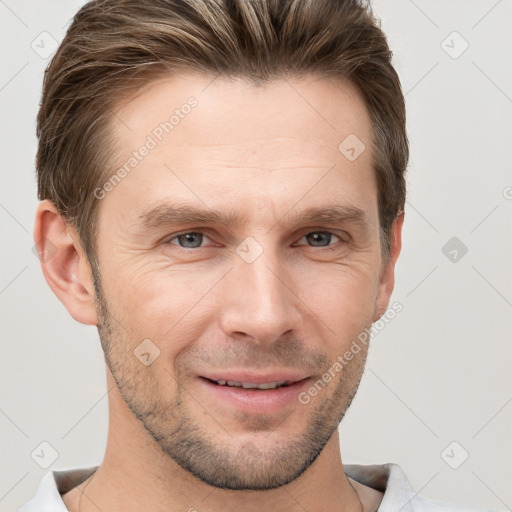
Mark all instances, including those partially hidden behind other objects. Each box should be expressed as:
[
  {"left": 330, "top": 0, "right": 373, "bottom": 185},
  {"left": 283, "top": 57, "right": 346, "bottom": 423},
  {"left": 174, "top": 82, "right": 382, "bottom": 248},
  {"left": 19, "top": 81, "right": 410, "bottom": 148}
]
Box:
[{"left": 34, "top": 72, "right": 403, "bottom": 512}]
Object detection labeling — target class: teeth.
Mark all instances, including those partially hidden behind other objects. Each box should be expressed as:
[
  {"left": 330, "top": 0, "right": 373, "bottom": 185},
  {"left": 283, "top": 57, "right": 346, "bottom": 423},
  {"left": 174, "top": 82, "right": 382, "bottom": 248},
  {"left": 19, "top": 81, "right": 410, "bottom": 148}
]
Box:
[{"left": 215, "top": 379, "right": 289, "bottom": 389}]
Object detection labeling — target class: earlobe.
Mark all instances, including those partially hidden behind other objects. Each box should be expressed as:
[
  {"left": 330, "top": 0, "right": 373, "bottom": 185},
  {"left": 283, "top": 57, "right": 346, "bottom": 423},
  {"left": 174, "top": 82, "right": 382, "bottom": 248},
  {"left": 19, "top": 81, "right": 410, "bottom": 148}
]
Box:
[
  {"left": 373, "top": 212, "right": 404, "bottom": 322},
  {"left": 34, "top": 200, "right": 98, "bottom": 326}
]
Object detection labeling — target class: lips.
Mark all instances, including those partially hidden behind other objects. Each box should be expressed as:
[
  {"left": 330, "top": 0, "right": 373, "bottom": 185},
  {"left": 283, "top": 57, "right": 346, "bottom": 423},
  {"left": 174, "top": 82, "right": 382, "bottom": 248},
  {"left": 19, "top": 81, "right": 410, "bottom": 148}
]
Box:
[
  {"left": 203, "top": 378, "right": 292, "bottom": 389},
  {"left": 199, "top": 371, "right": 310, "bottom": 390},
  {"left": 196, "top": 372, "right": 312, "bottom": 414}
]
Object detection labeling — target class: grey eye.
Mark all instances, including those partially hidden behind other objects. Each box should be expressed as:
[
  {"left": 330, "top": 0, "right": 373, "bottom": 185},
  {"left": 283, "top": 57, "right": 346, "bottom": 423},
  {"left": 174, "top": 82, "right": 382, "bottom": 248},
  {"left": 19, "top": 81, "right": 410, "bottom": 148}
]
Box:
[
  {"left": 305, "top": 232, "right": 337, "bottom": 247},
  {"left": 171, "top": 232, "right": 204, "bottom": 248}
]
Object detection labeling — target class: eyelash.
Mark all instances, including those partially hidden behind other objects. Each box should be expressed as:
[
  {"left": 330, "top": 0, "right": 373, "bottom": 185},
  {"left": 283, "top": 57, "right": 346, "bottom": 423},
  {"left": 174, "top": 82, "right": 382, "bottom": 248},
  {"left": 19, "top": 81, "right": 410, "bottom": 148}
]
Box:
[{"left": 166, "top": 230, "right": 346, "bottom": 250}]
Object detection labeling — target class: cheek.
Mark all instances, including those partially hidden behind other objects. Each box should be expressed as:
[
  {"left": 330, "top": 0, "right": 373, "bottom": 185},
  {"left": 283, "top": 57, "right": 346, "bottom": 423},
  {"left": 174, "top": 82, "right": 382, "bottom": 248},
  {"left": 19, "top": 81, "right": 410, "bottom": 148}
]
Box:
[
  {"left": 301, "top": 260, "right": 378, "bottom": 305},
  {"left": 102, "top": 260, "right": 222, "bottom": 346},
  {"left": 298, "top": 263, "right": 379, "bottom": 337}
]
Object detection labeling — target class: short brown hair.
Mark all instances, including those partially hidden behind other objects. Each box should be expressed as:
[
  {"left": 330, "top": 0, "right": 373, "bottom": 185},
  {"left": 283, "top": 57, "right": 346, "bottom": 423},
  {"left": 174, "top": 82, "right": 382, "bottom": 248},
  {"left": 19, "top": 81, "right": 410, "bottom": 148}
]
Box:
[{"left": 36, "top": 0, "right": 408, "bottom": 268}]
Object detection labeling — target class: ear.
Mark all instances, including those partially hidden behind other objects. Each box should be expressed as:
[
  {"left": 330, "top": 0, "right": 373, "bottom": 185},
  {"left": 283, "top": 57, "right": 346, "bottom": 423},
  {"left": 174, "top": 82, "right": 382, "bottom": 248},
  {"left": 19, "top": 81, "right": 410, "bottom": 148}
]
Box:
[
  {"left": 372, "top": 212, "right": 404, "bottom": 322},
  {"left": 33, "top": 200, "right": 98, "bottom": 325}
]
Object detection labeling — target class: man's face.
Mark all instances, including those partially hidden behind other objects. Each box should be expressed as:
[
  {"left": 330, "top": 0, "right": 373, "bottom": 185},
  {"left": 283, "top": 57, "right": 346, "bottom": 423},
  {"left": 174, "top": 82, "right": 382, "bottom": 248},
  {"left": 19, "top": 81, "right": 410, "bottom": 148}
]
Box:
[{"left": 93, "top": 73, "right": 390, "bottom": 490}]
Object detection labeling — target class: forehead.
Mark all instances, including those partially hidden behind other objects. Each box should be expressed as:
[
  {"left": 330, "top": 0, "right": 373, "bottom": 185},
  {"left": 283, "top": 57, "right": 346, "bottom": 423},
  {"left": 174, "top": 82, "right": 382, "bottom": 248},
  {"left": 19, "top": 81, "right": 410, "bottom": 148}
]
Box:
[
  {"left": 112, "top": 71, "right": 372, "bottom": 154},
  {"left": 102, "top": 72, "right": 376, "bottom": 224}
]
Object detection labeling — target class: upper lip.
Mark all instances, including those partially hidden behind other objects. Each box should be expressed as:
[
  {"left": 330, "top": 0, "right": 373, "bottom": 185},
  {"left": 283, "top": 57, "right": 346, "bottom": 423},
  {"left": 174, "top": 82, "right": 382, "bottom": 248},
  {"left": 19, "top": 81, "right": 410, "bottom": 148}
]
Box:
[{"left": 199, "top": 370, "right": 310, "bottom": 384}]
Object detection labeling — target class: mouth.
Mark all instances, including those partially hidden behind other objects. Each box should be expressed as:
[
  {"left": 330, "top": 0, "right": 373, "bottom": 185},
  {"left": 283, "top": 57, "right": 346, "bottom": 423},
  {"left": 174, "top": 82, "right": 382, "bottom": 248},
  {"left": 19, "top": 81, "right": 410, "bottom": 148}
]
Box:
[
  {"left": 196, "top": 372, "right": 311, "bottom": 414},
  {"left": 201, "top": 377, "right": 296, "bottom": 390}
]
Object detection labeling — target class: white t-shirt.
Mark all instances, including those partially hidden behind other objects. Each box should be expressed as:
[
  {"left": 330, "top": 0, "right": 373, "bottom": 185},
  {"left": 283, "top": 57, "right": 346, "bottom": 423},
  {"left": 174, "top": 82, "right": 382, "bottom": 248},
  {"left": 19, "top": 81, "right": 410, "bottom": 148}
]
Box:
[{"left": 17, "top": 463, "right": 495, "bottom": 511}]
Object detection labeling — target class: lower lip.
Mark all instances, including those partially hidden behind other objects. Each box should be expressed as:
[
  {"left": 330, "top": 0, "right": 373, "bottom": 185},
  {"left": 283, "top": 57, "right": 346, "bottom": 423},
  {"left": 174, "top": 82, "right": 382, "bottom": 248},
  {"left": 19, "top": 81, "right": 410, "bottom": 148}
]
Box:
[{"left": 197, "top": 377, "right": 311, "bottom": 414}]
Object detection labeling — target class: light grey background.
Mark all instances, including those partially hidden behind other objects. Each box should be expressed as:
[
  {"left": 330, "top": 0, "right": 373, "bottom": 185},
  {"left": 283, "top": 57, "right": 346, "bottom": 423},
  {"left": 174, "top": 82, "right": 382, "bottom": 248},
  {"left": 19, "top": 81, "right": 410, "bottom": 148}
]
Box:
[{"left": 1, "top": 1, "right": 511, "bottom": 510}]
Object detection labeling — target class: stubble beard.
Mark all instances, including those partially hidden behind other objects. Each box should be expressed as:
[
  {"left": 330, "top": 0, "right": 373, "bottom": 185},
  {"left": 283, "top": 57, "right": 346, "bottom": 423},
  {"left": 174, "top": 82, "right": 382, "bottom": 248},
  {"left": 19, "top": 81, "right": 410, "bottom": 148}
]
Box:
[{"left": 93, "top": 272, "right": 368, "bottom": 490}]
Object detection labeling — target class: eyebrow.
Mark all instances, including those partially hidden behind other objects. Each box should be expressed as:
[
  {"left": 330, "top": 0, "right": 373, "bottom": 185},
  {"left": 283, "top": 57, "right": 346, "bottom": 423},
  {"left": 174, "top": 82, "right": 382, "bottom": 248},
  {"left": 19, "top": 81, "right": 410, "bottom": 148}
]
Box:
[
  {"left": 280, "top": 204, "right": 369, "bottom": 231},
  {"left": 137, "top": 202, "right": 370, "bottom": 232},
  {"left": 138, "top": 203, "right": 248, "bottom": 230}
]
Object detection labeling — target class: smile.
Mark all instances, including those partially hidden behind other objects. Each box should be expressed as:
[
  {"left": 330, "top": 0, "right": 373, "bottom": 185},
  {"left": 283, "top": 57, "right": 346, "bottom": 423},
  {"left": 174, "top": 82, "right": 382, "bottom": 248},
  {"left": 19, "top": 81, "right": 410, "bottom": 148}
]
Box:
[{"left": 208, "top": 379, "right": 292, "bottom": 389}]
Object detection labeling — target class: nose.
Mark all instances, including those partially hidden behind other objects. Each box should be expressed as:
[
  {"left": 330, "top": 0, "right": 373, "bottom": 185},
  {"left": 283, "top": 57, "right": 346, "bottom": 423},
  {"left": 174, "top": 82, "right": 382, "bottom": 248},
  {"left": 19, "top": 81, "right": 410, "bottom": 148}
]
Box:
[{"left": 218, "top": 247, "right": 303, "bottom": 345}]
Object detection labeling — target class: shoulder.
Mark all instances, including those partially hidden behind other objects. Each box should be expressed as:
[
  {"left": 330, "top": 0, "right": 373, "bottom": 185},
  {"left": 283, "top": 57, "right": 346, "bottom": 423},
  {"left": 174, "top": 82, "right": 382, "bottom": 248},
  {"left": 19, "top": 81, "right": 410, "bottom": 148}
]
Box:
[
  {"left": 406, "top": 493, "right": 496, "bottom": 512},
  {"left": 344, "top": 463, "right": 498, "bottom": 512},
  {"left": 17, "top": 466, "right": 98, "bottom": 511}
]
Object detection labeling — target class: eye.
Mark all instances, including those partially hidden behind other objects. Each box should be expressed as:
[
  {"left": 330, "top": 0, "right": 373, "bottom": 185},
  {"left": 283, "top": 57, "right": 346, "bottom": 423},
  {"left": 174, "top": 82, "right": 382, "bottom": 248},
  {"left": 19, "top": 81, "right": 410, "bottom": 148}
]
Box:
[
  {"left": 166, "top": 230, "right": 345, "bottom": 250},
  {"left": 168, "top": 232, "right": 211, "bottom": 249},
  {"left": 296, "top": 231, "right": 342, "bottom": 248}
]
